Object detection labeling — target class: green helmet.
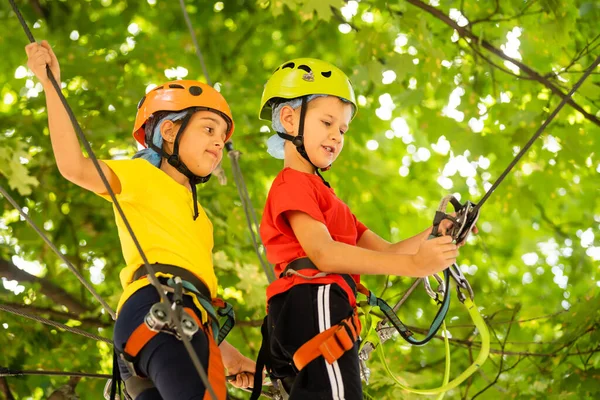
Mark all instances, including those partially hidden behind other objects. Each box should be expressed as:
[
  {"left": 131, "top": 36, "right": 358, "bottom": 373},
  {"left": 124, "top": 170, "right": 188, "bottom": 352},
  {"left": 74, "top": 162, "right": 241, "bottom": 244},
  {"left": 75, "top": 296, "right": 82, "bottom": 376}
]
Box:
[{"left": 259, "top": 58, "right": 357, "bottom": 121}]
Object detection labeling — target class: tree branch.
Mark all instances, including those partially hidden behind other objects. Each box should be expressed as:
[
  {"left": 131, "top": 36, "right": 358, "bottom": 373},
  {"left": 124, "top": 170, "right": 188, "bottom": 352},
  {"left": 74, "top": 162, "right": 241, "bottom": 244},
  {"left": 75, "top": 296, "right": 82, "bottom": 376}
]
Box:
[
  {"left": 403, "top": 0, "right": 600, "bottom": 127},
  {"left": 0, "top": 258, "right": 90, "bottom": 314},
  {"left": 0, "top": 377, "right": 15, "bottom": 400},
  {"left": 470, "top": 0, "right": 541, "bottom": 26}
]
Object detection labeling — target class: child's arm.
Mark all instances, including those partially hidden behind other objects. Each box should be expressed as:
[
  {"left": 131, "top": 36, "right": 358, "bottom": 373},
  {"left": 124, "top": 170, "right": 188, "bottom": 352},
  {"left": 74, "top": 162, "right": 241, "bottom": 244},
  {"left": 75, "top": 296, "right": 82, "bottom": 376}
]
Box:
[
  {"left": 26, "top": 41, "right": 120, "bottom": 195},
  {"left": 357, "top": 219, "right": 478, "bottom": 253},
  {"left": 287, "top": 211, "right": 457, "bottom": 278},
  {"left": 357, "top": 228, "right": 430, "bottom": 254}
]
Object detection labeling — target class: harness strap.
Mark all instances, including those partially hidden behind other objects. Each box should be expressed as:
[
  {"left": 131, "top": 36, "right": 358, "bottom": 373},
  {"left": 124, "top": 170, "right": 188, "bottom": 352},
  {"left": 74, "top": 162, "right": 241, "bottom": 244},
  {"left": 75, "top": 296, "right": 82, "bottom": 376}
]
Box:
[
  {"left": 133, "top": 264, "right": 211, "bottom": 298},
  {"left": 133, "top": 264, "right": 235, "bottom": 344},
  {"left": 284, "top": 258, "right": 450, "bottom": 346},
  {"left": 250, "top": 317, "right": 271, "bottom": 400},
  {"left": 292, "top": 313, "right": 361, "bottom": 371},
  {"left": 283, "top": 258, "right": 357, "bottom": 296},
  {"left": 357, "top": 270, "right": 452, "bottom": 346}
]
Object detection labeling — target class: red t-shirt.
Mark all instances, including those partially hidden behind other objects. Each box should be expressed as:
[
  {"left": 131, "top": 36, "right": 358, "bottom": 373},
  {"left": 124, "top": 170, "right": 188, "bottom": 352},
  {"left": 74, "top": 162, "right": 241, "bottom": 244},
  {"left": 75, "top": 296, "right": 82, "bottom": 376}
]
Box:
[{"left": 260, "top": 168, "right": 368, "bottom": 307}]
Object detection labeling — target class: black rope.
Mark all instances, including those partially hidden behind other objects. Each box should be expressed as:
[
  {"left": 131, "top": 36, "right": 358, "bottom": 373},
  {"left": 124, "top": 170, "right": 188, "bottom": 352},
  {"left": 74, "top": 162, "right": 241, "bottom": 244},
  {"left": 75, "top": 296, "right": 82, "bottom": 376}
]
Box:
[
  {"left": 176, "top": 0, "right": 276, "bottom": 283},
  {"left": 0, "top": 367, "right": 110, "bottom": 379},
  {"left": 226, "top": 146, "right": 276, "bottom": 283},
  {"left": 0, "top": 303, "right": 112, "bottom": 344},
  {"left": 178, "top": 0, "right": 212, "bottom": 86},
  {"left": 475, "top": 54, "right": 600, "bottom": 212},
  {"left": 0, "top": 186, "right": 116, "bottom": 320},
  {"left": 7, "top": 2, "right": 216, "bottom": 398}
]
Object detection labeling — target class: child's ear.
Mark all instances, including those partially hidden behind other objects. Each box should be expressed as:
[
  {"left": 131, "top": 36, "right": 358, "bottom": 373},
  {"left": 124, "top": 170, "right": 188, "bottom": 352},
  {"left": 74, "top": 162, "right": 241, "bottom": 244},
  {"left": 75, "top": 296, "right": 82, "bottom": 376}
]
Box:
[
  {"left": 160, "top": 120, "right": 177, "bottom": 143},
  {"left": 280, "top": 105, "right": 296, "bottom": 135}
]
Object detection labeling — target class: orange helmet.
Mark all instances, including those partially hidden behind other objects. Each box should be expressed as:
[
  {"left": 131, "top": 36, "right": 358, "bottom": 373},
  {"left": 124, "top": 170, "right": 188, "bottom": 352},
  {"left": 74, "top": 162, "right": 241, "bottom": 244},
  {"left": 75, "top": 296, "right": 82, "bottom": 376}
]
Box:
[{"left": 133, "top": 80, "right": 235, "bottom": 146}]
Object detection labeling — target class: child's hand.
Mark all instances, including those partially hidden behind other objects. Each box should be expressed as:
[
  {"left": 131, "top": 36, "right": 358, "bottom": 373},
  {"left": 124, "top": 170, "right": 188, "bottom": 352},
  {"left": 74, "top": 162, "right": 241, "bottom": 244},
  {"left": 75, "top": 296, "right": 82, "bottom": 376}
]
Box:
[
  {"left": 412, "top": 236, "right": 458, "bottom": 276},
  {"left": 225, "top": 353, "right": 259, "bottom": 389},
  {"left": 25, "top": 40, "right": 60, "bottom": 88},
  {"left": 437, "top": 212, "right": 479, "bottom": 247}
]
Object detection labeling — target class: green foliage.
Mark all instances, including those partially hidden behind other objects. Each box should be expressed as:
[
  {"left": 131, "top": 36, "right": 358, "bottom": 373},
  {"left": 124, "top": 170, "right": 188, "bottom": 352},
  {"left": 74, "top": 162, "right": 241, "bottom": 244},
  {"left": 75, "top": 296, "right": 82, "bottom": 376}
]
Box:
[{"left": 1, "top": 0, "right": 599, "bottom": 398}]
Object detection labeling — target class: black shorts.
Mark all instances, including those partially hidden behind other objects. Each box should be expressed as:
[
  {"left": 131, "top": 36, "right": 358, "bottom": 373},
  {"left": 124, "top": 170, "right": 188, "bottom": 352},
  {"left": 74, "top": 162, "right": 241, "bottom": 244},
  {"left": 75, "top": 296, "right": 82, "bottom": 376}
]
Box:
[{"left": 267, "top": 283, "right": 363, "bottom": 399}]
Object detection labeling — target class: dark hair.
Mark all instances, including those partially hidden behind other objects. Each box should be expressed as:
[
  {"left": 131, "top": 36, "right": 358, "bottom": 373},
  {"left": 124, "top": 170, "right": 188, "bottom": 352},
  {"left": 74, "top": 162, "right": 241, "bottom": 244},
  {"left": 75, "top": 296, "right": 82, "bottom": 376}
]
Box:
[{"left": 143, "top": 110, "right": 180, "bottom": 144}]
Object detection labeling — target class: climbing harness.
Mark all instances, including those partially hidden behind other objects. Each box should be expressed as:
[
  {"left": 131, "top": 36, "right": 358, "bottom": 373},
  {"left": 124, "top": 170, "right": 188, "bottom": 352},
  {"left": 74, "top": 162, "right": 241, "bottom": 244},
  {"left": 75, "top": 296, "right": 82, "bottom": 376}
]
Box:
[{"left": 117, "top": 266, "right": 235, "bottom": 379}]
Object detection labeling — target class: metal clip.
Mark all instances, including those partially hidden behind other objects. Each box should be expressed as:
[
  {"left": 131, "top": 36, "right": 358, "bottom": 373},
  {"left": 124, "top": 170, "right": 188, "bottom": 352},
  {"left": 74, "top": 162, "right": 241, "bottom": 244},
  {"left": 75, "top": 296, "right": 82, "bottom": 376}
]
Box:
[
  {"left": 449, "top": 263, "right": 474, "bottom": 301},
  {"left": 423, "top": 274, "right": 445, "bottom": 302},
  {"left": 180, "top": 312, "right": 199, "bottom": 339},
  {"left": 453, "top": 201, "right": 479, "bottom": 244},
  {"left": 359, "top": 356, "right": 371, "bottom": 385},
  {"left": 145, "top": 302, "right": 170, "bottom": 332}
]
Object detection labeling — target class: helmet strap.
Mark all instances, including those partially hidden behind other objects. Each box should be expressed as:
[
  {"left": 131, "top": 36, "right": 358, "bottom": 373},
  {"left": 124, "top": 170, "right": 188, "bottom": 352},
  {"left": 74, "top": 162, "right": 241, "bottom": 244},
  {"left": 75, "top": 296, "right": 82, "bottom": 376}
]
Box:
[
  {"left": 147, "top": 108, "right": 210, "bottom": 219},
  {"left": 275, "top": 96, "right": 331, "bottom": 187}
]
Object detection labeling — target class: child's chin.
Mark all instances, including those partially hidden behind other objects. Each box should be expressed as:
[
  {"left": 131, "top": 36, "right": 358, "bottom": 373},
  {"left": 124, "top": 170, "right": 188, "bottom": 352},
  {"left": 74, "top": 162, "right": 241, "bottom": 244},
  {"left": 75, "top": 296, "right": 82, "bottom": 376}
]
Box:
[
  {"left": 190, "top": 166, "right": 213, "bottom": 178},
  {"left": 315, "top": 160, "right": 332, "bottom": 169}
]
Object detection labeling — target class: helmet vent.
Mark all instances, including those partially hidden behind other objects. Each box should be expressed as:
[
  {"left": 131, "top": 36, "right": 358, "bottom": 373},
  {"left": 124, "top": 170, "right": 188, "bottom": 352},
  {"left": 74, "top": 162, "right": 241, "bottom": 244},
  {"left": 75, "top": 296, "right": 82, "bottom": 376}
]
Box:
[
  {"left": 321, "top": 71, "right": 332, "bottom": 78},
  {"left": 169, "top": 84, "right": 185, "bottom": 89},
  {"left": 137, "top": 95, "right": 146, "bottom": 109},
  {"left": 282, "top": 62, "right": 295, "bottom": 69},
  {"left": 189, "top": 86, "right": 203, "bottom": 96},
  {"left": 298, "top": 65, "right": 312, "bottom": 73}
]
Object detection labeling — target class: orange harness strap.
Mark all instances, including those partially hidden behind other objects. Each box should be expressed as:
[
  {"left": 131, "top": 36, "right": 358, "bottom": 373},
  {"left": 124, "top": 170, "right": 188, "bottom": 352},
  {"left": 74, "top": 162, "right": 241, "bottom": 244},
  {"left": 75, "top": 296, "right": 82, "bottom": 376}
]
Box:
[
  {"left": 123, "top": 307, "right": 202, "bottom": 359},
  {"left": 292, "top": 313, "right": 361, "bottom": 371}
]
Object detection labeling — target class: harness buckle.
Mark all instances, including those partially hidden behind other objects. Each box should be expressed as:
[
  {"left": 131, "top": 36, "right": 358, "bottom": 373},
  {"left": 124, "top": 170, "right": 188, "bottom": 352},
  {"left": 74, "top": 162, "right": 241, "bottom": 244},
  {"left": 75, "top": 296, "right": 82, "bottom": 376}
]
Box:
[{"left": 118, "top": 353, "right": 140, "bottom": 378}]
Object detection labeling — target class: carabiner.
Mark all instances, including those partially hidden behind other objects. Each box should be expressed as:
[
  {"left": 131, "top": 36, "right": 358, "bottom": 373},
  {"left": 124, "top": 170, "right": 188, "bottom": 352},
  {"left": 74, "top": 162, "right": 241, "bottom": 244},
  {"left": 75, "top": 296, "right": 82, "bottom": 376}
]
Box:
[
  {"left": 448, "top": 263, "right": 474, "bottom": 302},
  {"left": 423, "top": 274, "right": 445, "bottom": 302}
]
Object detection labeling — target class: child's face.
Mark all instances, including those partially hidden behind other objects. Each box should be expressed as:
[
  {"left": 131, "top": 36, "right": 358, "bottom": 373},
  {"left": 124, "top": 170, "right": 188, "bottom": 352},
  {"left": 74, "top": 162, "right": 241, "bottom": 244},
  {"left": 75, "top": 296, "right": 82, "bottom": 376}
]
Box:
[
  {"left": 284, "top": 96, "right": 353, "bottom": 169},
  {"left": 163, "top": 110, "right": 229, "bottom": 177}
]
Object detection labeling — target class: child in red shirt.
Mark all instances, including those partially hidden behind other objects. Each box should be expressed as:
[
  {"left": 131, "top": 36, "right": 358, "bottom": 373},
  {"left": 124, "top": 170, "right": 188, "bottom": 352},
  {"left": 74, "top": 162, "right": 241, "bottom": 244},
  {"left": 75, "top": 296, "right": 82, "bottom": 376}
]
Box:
[{"left": 251, "top": 59, "right": 460, "bottom": 399}]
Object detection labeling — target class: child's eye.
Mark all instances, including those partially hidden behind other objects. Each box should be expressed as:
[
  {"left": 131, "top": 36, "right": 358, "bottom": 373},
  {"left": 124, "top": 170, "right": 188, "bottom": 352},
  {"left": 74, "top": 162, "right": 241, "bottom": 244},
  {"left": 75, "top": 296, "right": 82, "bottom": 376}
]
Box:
[
  {"left": 322, "top": 121, "right": 331, "bottom": 127},
  {"left": 340, "top": 130, "right": 346, "bottom": 135},
  {"left": 205, "top": 126, "right": 214, "bottom": 134}
]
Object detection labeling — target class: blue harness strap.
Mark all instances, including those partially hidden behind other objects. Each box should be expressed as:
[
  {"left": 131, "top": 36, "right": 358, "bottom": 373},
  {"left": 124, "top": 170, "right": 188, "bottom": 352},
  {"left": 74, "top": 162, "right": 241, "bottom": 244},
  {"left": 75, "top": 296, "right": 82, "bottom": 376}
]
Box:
[{"left": 167, "top": 278, "right": 235, "bottom": 344}]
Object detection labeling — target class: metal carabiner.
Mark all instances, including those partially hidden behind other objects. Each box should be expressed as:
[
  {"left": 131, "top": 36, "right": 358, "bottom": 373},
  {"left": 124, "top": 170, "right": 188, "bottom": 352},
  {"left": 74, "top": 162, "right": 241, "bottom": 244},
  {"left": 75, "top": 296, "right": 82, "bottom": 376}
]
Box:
[
  {"left": 453, "top": 201, "right": 480, "bottom": 244},
  {"left": 423, "top": 274, "right": 446, "bottom": 302},
  {"left": 448, "top": 263, "right": 474, "bottom": 302}
]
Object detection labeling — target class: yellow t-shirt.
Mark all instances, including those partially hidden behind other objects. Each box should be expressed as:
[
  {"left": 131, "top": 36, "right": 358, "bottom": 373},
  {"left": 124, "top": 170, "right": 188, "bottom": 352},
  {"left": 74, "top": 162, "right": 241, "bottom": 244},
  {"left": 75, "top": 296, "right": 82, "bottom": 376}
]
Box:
[{"left": 98, "top": 158, "right": 217, "bottom": 314}]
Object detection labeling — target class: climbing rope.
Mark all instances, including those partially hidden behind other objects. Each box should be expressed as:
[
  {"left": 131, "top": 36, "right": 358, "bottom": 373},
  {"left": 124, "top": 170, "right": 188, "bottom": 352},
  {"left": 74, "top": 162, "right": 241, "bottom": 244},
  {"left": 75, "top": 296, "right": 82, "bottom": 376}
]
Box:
[
  {"left": 0, "top": 302, "right": 112, "bottom": 345},
  {"left": 177, "top": 0, "right": 275, "bottom": 283},
  {"left": 377, "top": 297, "right": 490, "bottom": 395},
  {"left": 358, "top": 53, "right": 600, "bottom": 394},
  {"left": 0, "top": 185, "right": 117, "bottom": 320},
  {"left": 0, "top": 367, "right": 110, "bottom": 379},
  {"left": 6, "top": 2, "right": 217, "bottom": 398},
  {"left": 178, "top": 0, "right": 213, "bottom": 87},
  {"left": 475, "top": 55, "right": 600, "bottom": 212},
  {"left": 227, "top": 145, "right": 276, "bottom": 283}
]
